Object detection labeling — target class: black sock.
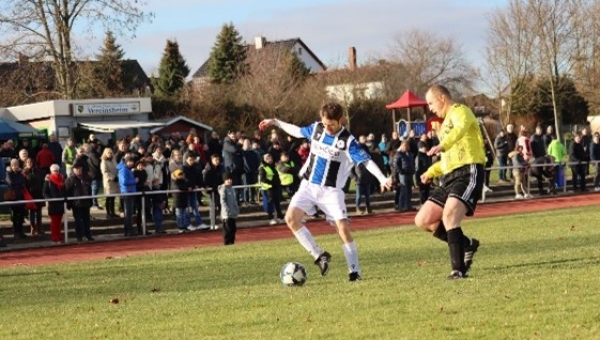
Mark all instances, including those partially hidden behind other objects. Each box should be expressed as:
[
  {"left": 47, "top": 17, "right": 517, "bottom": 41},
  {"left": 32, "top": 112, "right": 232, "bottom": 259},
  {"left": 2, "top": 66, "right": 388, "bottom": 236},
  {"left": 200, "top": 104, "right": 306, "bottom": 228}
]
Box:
[
  {"left": 447, "top": 227, "right": 466, "bottom": 273},
  {"left": 433, "top": 221, "right": 448, "bottom": 242}
]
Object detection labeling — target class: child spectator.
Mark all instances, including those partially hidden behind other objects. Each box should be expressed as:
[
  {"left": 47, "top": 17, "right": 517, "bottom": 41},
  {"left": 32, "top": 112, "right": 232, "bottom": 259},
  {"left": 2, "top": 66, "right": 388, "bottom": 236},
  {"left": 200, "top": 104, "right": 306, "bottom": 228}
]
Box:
[
  {"left": 276, "top": 151, "right": 299, "bottom": 199},
  {"left": 219, "top": 172, "right": 239, "bottom": 245},
  {"left": 151, "top": 178, "right": 167, "bottom": 234},
  {"left": 171, "top": 169, "right": 192, "bottom": 233},
  {"left": 509, "top": 145, "right": 529, "bottom": 199},
  {"left": 258, "top": 153, "right": 284, "bottom": 225}
]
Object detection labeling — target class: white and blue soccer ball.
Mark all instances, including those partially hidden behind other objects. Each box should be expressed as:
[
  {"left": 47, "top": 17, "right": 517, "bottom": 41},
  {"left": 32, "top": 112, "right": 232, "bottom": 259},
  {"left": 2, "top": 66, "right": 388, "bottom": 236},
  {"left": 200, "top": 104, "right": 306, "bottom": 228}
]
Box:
[{"left": 280, "top": 262, "right": 307, "bottom": 286}]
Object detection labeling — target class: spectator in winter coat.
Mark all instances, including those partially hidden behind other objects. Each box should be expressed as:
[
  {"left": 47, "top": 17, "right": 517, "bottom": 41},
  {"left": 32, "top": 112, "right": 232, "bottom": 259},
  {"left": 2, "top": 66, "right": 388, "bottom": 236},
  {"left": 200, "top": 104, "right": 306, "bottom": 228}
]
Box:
[
  {"left": 350, "top": 162, "right": 372, "bottom": 215},
  {"left": 100, "top": 148, "right": 119, "bottom": 219},
  {"left": 530, "top": 126, "right": 547, "bottom": 159},
  {"left": 203, "top": 154, "right": 226, "bottom": 218},
  {"left": 183, "top": 154, "right": 209, "bottom": 230},
  {"left": 43, "top": 164, "right": 65, "bottom": 243},
  {"left": 242, "top": 139, "right": 261, "bottom": 204},
  {"left": 22, "top": 157, "right": 44, "bottom": 235},
  {"left": 6, "top": 158, "right": 27, "bottom": 239},
  {"left": 494, "top": 130, "right": 509, "bottom": 182},
  {"left": 258, "top": 153, "right": 284, "bottom": 225},
  {"left": 222, "top": 130, "right": 244, "bottom": 201},
  {"left": 568, "top": 133, "right": 587, "bottom": 192},
  {"left": 415, "top": 144, "right": 432, "bottom": 205},
  {"left": 276, "top": 151, "right": 299, "bottom": 199},
  {"left": 590, "top": 134, "right": 600, "bottom": 190},
  {"left": 506, "top": 124, "right": 518, "bottom": 180},
  {"left": 394, "top": 141, "right": 415, "bottom": 211},
  {"left": 117, "top": 155, "right": 137, "bottom": 236},
  {"left": 65, "top": 163, "right": 94, "bottom": 242},
  {"left": 35, "top": 143, "right": 55, "bottom": 176},
  {"left": 297, "top": 139, "right": 311, "bottom": 166},
  {"left": 47, "top": 134, "right": 63, "bottom": 170},
  {"left": 171, "top": 169, "right": 192, "bottom": 232},
  {"left": 86, "top": 144, "right": 103, "bottom": 209}
]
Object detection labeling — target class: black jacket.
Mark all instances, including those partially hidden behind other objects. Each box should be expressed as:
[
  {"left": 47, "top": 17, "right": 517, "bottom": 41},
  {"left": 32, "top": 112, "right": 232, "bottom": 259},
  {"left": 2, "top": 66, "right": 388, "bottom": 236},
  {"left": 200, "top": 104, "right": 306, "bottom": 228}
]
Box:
[
  {"left": 222, "top": 137, "right": 244, "bottom": 175},
  {"left": 43, "top": 175, "right": 66, "bottom": 215},
  {"left": 202, "top": 162, "right": 225, "bottom": 189},
  {"left": 171, "top": 177, "right": 190, "bottom": 209},
  {"left": 65, "top": 174, "right": 92, "bottom": 209},
  {"left": 569, "top": 141, "right": 586, "bottom": 163}
]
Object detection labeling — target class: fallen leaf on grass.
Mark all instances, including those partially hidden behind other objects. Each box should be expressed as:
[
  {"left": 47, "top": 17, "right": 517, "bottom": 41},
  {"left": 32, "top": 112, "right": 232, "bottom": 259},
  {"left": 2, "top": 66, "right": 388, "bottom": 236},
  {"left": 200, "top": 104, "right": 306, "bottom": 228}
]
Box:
[
  {"left": 570, "top": 225, "right": 576, "bottom": 231},
  {"left": 417, "top": 260, "right": 427, "bottom": 267},
  {"left": 109, "top": 298, "right": 119, "bottom": 304},
  {"left": 151, "top": 287, "right": 161, "bottom": 293}
]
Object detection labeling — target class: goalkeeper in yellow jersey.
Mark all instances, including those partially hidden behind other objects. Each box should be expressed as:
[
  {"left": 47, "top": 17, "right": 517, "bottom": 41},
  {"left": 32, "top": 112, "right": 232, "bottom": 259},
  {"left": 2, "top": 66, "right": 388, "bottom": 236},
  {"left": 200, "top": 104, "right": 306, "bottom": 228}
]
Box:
[{"left": 414, "top": 84, "right": 485, "bottom": 280}]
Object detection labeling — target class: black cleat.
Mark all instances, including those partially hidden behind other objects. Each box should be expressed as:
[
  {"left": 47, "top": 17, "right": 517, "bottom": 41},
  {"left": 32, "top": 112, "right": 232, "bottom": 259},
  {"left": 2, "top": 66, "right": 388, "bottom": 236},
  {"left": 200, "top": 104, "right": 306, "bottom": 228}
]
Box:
[
  {"left": 349, "top": 272, "right": 361, "bottom": 282},
  {"left": 464, "top": 238, "right": 480, "bottom": 273},
  {"left": 314, "top": 251, "right": 331, "bottom": 276},
  {"left": 446, "top": 270, "right": 468, "bottom": 280}
]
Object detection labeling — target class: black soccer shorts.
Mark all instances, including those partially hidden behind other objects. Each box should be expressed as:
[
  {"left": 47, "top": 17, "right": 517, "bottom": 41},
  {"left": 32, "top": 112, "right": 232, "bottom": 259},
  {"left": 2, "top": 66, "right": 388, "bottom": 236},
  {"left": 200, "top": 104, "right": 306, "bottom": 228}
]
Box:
[{"left": 428, "top": 164, "right": 485, "bottom": 216}]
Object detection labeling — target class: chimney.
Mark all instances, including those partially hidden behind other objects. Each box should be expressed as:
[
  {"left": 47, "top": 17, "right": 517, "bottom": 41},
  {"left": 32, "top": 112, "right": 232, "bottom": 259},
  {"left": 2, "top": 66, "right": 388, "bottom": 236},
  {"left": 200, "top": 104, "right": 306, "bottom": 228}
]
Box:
[
  {"left": 348, "top": 47, "right": 357, "bottom": 71},
  {"left": 255, "top": 36, "right": 266, "bottom": 49}
]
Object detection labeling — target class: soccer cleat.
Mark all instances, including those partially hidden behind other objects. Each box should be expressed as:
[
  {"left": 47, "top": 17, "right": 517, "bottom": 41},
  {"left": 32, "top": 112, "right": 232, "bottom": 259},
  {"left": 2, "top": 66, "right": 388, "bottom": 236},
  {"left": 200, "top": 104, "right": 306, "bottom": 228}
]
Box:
[
  {"left": 464, "top": 238, "right": 480, "bottom": 273},
  {"left": 314, "top": 251, "right": 331, "bottom": 276},
  {"left": 446, "top": 270, "right": 468, "bottom": 280},
  {"left": 349, "top": 272, "right": 361, "bottom": 281}
]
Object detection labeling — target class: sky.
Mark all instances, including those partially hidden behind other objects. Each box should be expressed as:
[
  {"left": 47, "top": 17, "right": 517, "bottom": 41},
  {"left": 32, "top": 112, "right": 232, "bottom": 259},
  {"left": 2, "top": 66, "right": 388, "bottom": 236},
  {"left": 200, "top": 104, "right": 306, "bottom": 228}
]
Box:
[{"left": 107, "top": 0, "right": 507, "bottom": 78}]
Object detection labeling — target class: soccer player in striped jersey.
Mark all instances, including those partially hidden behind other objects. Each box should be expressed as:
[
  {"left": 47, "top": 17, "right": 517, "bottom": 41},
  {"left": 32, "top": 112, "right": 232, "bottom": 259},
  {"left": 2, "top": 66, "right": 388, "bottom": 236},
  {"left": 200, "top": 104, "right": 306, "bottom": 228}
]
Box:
[
  {"left": 259, "top": 102, "right": 392, "bottom": 282},
  {"left": 415, "top": 84, "right": 484, "bottom": 280}
]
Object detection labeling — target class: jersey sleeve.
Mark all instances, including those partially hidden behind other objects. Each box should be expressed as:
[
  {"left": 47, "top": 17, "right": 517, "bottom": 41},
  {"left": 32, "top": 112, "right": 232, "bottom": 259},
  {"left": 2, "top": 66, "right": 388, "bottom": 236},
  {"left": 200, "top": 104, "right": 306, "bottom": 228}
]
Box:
[
  {"left": 299, "top": 123, "right": 315, "bottom": 140},
  {"left": 348, "top": 139, "right": 371, "bottom": 164}
]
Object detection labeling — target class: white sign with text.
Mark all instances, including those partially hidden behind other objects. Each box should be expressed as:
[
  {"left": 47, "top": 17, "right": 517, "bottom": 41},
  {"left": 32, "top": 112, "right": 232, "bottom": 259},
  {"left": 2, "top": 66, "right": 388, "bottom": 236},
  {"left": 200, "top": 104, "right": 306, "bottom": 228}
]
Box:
[{"left": 73, "top": 102, "right": 141, "bottom": 116}]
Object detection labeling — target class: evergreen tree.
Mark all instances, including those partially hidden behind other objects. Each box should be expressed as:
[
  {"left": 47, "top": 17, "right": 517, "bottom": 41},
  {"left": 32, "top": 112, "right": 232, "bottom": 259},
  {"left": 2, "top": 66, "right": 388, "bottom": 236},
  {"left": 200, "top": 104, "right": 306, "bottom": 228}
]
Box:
[
  {"left": 287, "top": 51, "right": 310, "bottom": 81},
  {"left": 153, "top": 39, "right": 190, "bottom": 97},
  {"left": 94, "top": 31, "right": 125, "bottom": 96},
  {"left": 208, "top": 23, "right": 247, "bottom": 84}
]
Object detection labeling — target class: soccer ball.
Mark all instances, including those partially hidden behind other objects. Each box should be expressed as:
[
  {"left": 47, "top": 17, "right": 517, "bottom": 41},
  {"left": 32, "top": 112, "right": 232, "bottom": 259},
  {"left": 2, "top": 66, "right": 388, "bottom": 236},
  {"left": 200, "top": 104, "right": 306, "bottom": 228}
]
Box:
[{"left": 280, "top": 262, "right": 307, "bottom": 286}]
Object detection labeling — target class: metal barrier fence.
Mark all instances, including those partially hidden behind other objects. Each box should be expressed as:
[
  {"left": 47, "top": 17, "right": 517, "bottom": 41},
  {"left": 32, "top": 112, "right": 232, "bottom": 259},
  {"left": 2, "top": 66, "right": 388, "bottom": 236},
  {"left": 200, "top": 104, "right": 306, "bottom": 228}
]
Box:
[
  {"left": 0, "top": 159, "right": 597, "bottom": 244},
  {"left": 0, "top": 184, "right": 261, "bottom": 244}
]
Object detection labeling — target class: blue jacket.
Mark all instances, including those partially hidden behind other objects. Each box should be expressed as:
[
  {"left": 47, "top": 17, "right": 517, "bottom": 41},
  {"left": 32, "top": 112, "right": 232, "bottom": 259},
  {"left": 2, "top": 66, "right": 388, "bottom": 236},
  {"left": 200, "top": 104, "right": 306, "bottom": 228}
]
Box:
[{"left": 117, "top": 161, "right": 137, "bottom": 193}]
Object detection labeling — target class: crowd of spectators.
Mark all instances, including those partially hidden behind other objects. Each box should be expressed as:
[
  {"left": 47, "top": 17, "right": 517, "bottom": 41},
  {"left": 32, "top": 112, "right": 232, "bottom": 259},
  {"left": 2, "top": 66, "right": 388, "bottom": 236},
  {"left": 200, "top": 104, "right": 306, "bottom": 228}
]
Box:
[{"left": 0, "top": 120, "right": 595, "bottom": 248}]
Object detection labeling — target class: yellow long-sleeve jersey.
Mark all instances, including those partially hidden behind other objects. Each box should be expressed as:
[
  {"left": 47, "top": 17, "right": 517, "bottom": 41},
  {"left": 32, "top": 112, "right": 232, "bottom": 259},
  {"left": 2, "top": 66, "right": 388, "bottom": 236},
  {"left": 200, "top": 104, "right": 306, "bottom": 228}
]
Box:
[{"left": 425, "top": 103, "right": 486, "bottom": 178}]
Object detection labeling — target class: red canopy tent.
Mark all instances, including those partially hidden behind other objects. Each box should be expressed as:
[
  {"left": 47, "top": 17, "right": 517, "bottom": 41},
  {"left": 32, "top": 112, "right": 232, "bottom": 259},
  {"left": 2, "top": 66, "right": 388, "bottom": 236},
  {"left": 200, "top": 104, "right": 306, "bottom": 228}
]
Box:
[{"left": 385, "top": 90, "right": 428, "bottom": 133}]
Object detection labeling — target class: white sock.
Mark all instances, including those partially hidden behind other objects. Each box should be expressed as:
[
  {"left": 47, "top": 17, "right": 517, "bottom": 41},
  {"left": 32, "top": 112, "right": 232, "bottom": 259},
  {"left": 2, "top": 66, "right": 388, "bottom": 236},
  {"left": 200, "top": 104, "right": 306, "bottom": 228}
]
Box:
[
  {"left": 342, "top": 241, "right": 360, "bottom": 274},
  {"left": 293, "top": 226, "right": 324, "bottom": 260}
]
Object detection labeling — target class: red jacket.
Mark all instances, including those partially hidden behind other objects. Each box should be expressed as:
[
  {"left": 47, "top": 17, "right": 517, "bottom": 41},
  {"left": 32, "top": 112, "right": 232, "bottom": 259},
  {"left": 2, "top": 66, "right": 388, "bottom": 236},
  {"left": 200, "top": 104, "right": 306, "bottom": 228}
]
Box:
[{"left": 36, "top": 147, "right": 55, "bottom": 169}]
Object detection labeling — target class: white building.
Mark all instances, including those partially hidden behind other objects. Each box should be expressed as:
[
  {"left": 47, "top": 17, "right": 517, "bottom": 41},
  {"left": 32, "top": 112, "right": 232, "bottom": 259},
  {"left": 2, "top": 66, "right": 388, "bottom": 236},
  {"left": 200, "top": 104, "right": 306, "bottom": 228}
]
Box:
[{"left": 1, "top": 97, "right": 163, "bottom": 143}]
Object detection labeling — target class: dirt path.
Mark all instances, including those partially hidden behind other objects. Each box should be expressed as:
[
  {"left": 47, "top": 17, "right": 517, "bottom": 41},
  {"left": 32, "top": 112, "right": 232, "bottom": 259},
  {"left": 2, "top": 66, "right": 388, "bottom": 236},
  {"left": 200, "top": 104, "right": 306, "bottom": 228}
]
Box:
[{"left": 1, "top": 194, "right": 598, "bottom": 267}]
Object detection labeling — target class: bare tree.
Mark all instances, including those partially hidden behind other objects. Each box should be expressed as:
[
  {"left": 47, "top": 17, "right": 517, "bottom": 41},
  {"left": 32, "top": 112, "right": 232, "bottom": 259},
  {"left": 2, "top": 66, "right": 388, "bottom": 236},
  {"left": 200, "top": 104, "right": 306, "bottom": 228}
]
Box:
[
  {"left": 386, "top": 29, "right": 478, "bottom": 96},
  {"left": 0, "top": 0, "right": 152, "bottom": 99},
  {"left": 485, "top": 0, "right": 591, "bottom": 139}
]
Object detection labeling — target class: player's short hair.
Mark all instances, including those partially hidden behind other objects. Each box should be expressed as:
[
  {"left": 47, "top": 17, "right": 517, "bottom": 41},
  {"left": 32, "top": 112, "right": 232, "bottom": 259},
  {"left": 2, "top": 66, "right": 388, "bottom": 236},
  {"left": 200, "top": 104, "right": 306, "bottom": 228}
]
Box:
[
  {"left": 427, "top": 84, "right": 452, "bottom": 100},
  {"left": 319, "top": 102, "right": 344, "bottom": 121}
]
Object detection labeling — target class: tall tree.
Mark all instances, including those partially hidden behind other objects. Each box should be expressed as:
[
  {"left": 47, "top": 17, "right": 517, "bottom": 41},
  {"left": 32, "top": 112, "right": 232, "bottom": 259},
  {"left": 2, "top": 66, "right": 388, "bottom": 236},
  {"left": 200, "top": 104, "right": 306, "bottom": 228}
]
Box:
[
  {"left": 94, "top": 31, "right": 125, "bottom": 97},
  {"left": 485, "top": 0, "right": 590, "bottom": 140},
  {"left": 208, "top": 23, "right": 247, "bottom": 84},
  {"left": 152, "top": 39, "right": 190, "bottom": 97},
  {"left": 386, "top": 29, "right": 477, "bottom": 96},
  {"left": 0, "top": 0, "right": 152, "bottom": 99}
]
